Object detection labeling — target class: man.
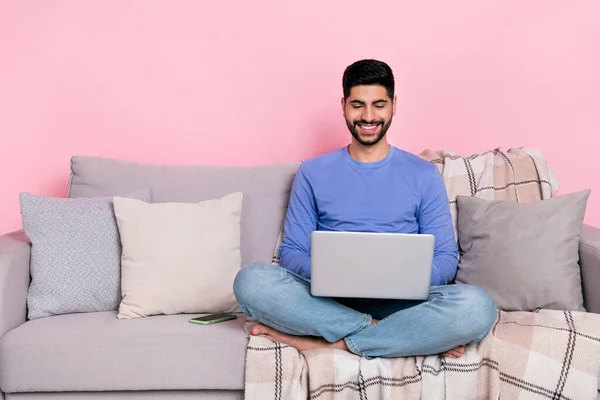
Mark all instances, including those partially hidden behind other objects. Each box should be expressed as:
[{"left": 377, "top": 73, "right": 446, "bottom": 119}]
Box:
[{"left": 233, "top": 59, "right": 497, "bottom": 359}]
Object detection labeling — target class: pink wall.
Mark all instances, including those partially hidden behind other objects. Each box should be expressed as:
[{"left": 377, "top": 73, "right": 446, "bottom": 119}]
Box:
[{"left": 1, "top": 1, "right": 599, "bottom": 234}]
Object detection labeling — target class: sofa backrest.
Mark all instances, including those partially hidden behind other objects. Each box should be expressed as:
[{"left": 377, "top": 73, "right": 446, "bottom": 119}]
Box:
[{"left": 68, "top": 155, "right": 299, "bottom": 267}]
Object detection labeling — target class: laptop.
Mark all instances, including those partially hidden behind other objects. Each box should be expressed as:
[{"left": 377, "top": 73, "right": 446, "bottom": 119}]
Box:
[{"left": 310, "top": 231, "right": 435, "bottom": 300}]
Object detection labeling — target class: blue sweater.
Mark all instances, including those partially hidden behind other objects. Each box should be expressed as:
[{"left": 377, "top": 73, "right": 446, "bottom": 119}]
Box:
[{"left": 279, "top": 145, "right": 458, "bottom": 286}]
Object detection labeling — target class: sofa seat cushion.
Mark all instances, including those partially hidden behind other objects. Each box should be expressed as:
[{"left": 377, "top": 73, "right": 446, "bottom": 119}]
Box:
[{"left": 0, "top": 312, "right": 247, "bottom": 392}]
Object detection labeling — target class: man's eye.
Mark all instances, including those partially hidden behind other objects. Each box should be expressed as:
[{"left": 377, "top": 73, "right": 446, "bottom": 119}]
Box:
[
  {"left": 352, "top": 105, "right": 362, "bottom": 109},
  {"left": 375, "top": 105, "right": 385, "bottom": 109}
]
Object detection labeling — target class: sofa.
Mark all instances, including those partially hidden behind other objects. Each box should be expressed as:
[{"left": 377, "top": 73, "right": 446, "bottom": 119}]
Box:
[{"left": 0, "top": 155, "right": 599, "bottom": 400}]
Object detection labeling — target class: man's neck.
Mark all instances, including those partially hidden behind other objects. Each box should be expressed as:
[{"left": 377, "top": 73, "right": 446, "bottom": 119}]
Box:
[{"left": 347, "top": 141, "right": 391, "bottom": 163}]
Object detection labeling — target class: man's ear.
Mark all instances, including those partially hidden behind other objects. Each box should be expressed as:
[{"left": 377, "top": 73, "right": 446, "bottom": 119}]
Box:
[
  {"left": 341, "top": 97, "right": 347, "bottom": 116},
  {"left": 392, "top": 95, "right": 397, "bottom": 116}
]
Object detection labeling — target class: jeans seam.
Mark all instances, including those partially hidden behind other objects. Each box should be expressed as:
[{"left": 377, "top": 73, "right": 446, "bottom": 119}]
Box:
[
  {"left": 343, "top": 313, "right": 371, "bottom": 356},
  {"left": 281, "top": 267, "right": 311, "bottom": 286},
  {"left": 345, "top": 336, "right": 362, "bottom": 356},
  {"left": 338, "top": 312, "right": 371, "bottom": 340},
  {"left": 363, "top": 313, "right": 371, "bottom": 331}
]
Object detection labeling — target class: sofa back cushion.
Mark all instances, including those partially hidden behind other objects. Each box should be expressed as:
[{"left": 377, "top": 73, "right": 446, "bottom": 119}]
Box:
[{"left": 68, "top": 156, "right": 298, "bottom": 267}]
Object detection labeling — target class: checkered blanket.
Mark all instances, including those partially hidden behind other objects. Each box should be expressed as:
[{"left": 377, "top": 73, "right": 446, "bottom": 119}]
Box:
[
  {"left": 419, "top": 147, "right": 560, "bottom": 240},
  {"left": 244, "top": 309, "right": 600, "bottom": 399},
  {"left": 246, "top": 147, "right": 600, "bottom": 399}
]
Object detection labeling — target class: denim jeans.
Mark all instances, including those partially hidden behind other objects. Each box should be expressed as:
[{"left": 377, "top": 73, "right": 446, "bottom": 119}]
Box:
[{"left": 233, "top": 263, "right": 497, "bottom": 358}]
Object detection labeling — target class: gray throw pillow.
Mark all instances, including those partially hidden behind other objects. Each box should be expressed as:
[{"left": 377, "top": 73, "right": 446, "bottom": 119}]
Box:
[
  {"left": 455, "top": 190, "right": 590, "bottom": 312},
  {"left": 20, "top": 189, "right": 151, "bottom": 320}
]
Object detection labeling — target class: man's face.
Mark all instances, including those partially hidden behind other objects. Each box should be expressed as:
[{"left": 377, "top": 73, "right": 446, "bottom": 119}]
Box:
[{"left": 342, "top": 85, "right": 396, "bottom": 147}]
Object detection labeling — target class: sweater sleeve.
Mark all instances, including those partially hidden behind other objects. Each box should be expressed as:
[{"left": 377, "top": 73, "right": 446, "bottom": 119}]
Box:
[
  {"left": 279, "top": 165, "right": 318, "bottom": 279},
  {"left": 418, "top": 167, "right": 458, "bottom": 286}
]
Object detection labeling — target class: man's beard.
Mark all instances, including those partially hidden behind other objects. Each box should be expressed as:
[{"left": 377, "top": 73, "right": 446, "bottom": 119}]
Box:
[{"left": 346, "top": 118, "right": 392, "bottom": 146}]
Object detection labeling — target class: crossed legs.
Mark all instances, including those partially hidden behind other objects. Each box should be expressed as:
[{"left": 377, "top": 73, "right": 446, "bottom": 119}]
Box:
[{"left": 233, "top": 263, "right": 497, "bottom": 359}]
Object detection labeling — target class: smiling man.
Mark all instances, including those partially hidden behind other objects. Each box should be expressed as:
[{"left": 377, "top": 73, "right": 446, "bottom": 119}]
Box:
[{"left": 233, "top": 59, "right": 497, "bottom": 359}]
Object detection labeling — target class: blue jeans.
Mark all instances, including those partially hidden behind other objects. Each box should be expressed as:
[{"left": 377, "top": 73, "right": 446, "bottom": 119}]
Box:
[{"left": 233, "top": 263, "right": 497, "bottom": 358}]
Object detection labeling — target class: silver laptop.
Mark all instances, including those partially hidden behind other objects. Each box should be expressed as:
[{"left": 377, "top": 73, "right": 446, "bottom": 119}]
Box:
[{"left": 310, "top": 231, "right": 435, "bottom": 300}]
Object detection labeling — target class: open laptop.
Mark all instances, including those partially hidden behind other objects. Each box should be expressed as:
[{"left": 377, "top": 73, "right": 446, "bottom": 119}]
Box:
[{"left": 310, "top": 231, "right": 435, "bottom": 300}]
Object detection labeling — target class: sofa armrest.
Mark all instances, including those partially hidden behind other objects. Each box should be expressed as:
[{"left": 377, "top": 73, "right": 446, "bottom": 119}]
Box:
[
  {"left": 580, "top": 224, "right": 600, "bottom": 314},
  {"left": 0, "top": 230, "right": 30, "bottom": 338}
]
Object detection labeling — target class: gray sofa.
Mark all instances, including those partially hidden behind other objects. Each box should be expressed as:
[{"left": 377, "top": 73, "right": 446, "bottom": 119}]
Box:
[{"left": 0, "top": 155, "right": 599, "bottom": 399}]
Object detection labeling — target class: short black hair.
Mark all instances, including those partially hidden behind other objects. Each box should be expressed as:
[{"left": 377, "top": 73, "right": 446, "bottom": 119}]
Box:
[{"left": 342, "top": 59, "right": 395, "bottom": 100}]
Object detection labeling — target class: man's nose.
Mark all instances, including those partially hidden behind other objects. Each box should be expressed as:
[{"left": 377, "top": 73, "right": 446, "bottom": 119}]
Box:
[{"left": 362, "top": 107, "right": 374, "bottom": 122}]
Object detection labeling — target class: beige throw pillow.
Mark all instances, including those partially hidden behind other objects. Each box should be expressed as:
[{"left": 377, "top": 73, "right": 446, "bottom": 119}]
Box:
[{"left": 113, "top": 192, "right": 243, "bottom": 319}]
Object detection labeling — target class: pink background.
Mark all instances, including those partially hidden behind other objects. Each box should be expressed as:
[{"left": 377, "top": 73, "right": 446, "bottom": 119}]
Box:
[{"left": 1, "top": 1, "right": 599, "bottom": 234}]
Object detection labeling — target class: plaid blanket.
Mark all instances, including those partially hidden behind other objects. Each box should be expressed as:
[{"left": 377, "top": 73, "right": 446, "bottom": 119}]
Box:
[
  {"left": 419, "top": 147, "right": 560, "bottom": 240},
  {"left": 246, "top": 147, "right": 600, "bottom": 399},
  {"left": 245, "top": 309, "right": 600, "bottom": 399}
]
